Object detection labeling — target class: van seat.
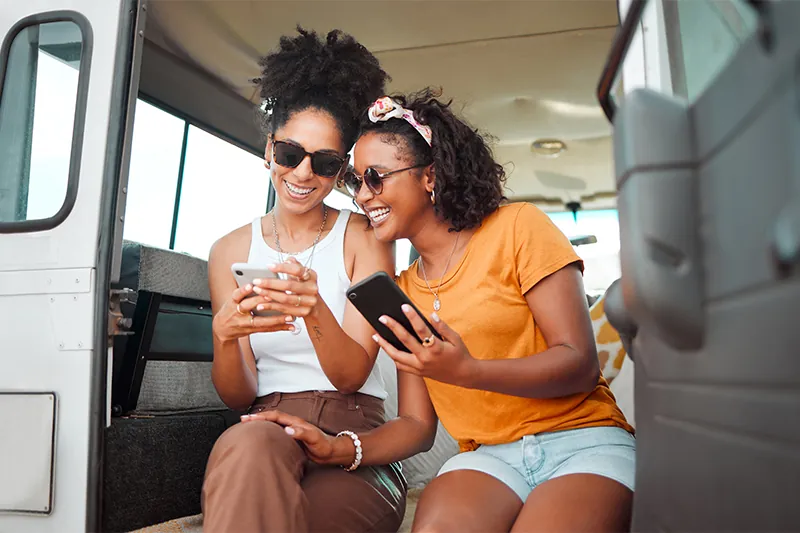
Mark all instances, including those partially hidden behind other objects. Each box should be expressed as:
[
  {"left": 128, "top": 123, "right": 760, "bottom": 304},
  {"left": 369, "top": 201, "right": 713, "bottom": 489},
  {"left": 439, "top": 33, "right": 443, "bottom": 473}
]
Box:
[{"left": 112, "top": 240, "right": 224, "bottom": 414}]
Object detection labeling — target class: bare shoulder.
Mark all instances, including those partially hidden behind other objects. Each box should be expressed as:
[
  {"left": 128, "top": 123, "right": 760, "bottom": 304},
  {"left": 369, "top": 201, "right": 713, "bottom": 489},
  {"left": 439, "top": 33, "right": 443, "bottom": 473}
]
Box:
[
  {"left": 346, "top": 213, "right": 391, "bottom": 253},
  {"left": 209, "top": 220, "right": 254, "bottom": 269}
]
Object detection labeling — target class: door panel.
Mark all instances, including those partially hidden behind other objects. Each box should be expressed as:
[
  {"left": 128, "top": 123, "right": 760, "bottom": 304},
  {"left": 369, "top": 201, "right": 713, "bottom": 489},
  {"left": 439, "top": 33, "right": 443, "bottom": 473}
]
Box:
[
  {"left": 606, "top": 0, "right": 800, "bottom": 530},
  {"left": 0, "top": 1, "right": 131, "bottom": 531}
]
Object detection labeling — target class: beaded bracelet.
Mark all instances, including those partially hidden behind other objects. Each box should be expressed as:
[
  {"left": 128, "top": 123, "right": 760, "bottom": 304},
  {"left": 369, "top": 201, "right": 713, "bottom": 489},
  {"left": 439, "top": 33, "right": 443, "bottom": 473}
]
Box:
[{"left": 336, "top": 430, "right": 362, "bottom": 472}]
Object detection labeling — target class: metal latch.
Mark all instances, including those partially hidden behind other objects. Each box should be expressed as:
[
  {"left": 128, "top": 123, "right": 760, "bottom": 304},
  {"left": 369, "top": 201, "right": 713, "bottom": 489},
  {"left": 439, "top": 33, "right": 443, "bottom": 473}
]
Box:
[{"left": 108, "top": 288, "right": 136, "bottom": 337}]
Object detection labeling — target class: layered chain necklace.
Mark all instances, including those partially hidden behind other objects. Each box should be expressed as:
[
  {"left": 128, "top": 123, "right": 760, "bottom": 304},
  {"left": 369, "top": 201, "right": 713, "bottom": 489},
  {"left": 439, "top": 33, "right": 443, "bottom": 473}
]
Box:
[
  {"left": 270, "top": 205, "right": 328, "bottom": 336},
  {"left": 271, "top": 204, "right": 328, "bottom": 269},
  {"left": 419, "top": 232, "right": 460, "bottom": 312}
]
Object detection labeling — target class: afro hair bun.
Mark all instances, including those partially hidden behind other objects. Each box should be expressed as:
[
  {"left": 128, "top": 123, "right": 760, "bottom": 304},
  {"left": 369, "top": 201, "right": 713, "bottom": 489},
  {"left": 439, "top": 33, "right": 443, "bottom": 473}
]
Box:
[{"left": 256, "top": 27, "right": 389, "bottom": 148}]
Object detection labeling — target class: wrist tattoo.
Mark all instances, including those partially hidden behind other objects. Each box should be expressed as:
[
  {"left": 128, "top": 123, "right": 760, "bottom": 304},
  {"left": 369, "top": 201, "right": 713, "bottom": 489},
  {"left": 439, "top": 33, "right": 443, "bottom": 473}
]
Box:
[{"left": 312, "top": 325, "right": 324, "bottom": 342}]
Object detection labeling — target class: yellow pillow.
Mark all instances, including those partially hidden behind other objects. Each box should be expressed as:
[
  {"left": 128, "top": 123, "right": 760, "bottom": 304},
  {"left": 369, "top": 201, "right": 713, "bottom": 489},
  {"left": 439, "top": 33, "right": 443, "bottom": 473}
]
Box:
[{"left": 589, "top": 293, "right": 627, "bottom": 384}]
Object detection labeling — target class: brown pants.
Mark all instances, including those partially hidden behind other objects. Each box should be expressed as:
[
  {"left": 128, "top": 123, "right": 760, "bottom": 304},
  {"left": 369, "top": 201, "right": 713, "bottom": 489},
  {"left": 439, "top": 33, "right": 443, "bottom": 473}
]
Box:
[{"left": 202, "top": 391, "right": 407, "bottom": 533}]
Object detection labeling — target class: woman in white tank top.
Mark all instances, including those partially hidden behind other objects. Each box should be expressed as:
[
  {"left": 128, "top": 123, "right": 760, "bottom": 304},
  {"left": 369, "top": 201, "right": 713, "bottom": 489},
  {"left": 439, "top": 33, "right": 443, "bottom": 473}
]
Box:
[{"left": 201, "top": 29, "right": 409, "bottom": 532}]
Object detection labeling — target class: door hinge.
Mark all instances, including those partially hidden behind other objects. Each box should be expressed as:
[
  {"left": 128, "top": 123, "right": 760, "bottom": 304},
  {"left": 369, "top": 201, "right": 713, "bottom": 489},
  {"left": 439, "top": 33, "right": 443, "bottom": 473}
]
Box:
[{"left": 108, "top": 288, "right": 136, "bottom": 338}]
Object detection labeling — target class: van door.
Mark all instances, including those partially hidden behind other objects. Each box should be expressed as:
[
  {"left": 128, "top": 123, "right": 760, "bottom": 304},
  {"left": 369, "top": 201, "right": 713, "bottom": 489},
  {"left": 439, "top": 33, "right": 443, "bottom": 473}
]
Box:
[
  {"left": 0, "top": 1, "right": 140, "bottom": 531},
  {"left": 599, "top": 0, "right": 800, "bottom": 530}
]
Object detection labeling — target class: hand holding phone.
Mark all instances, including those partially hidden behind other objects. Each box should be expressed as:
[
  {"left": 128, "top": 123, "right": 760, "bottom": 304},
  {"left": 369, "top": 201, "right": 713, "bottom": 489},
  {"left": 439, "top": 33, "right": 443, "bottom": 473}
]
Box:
[
  {"left": 346, "top": 272, "right": 442, "bottom": 352},
  {"left": 231, "top": 263, "right": 283, "bottom": 318},
  {"left": 347, "top": 272, "right": 478, "bottom": 387}
]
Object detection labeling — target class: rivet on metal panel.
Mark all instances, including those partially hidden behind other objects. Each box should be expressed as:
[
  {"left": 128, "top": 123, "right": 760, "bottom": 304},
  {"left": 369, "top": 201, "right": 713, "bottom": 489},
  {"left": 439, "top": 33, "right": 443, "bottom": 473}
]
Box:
[
  {"left": 73, "top": 296, "right": 78, "bottom": 301},
  {"left": 59, "top": 342, "right": 64, "bottom": 349},
  {"left": 120, "top": 216, "right": 125, "bottom": 222},
  {"left": 122, "top": 187, "right": 128, "bottom": 194},
  {"left": 78, "top": 342, "right": 83, "bottom": 348},
  {"left": 50, "top": 297, "right": 55, "bottom": 303},
  {"left": 75, "top": 278, "right": 80, "bottom": 283},
  {"left": 138, "top": 30, "right": 144, "bottom": 38}
]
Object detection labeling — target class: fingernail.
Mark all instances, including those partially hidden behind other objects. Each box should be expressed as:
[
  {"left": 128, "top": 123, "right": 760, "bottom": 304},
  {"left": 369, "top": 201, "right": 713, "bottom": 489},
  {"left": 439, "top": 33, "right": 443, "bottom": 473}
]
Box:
[
  {"left": 285, "top": 427, "right": 296, "bottom": 436},
  {"left": 285, "top": 316, "right": 294, "bottom": 322},
  {"left": 378, "top": 316, "right": 388, "bottom": 324},
  {"left": 257, "top": 304, "right": 264, "bottom": 311},
  {"left": 288, "top": 325, "right": 296, "bottom": 332},
  {"left": 253, "top": 286, "right": 263, "bottom": 294},
  {"left": 268, "top": 264, "right": 278, "bottom": 271},
  {"left": 240, "top": 414, "right": 251, "bottom": 421},
  {"left": 432, "top": 312, "right": 441, "bottom": 322},
  {"left": 372, "top": 334, "right": 379, "bottom": 342},
  {"left": 401, "top": 304, "right": 412, "bottom": 313},
  {"left": 245, "top": 284, "right": 252, "bottom": 291},
  {"left": 253, "top": 279, "right": 262, "bottom": 285}
]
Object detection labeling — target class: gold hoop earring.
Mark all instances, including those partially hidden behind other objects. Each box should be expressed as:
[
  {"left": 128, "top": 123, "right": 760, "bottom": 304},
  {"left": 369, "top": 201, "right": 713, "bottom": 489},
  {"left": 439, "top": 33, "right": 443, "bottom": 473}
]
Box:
[{"left": 430, "top": 189, "right": 436, "bottom": 205}]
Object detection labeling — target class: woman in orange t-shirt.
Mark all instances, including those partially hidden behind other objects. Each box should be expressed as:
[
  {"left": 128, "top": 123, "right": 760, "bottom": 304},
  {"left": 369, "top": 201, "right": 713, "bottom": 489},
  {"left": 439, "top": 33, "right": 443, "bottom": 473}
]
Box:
[{"left": 244, "top": 89, "right": 635, "bottom": 532}]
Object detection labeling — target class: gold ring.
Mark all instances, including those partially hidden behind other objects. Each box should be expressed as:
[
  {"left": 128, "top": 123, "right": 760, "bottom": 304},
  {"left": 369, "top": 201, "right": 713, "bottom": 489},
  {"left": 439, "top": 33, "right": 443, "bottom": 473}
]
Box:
[
  {"left": 295, "top": 295, "right": 302, "bottom": 307},
  {"left": 422, "top": 336, "right": 435, "bottom": 348},
  {"left": 237, "top": 303, "right": 247, "bottom": 315}
]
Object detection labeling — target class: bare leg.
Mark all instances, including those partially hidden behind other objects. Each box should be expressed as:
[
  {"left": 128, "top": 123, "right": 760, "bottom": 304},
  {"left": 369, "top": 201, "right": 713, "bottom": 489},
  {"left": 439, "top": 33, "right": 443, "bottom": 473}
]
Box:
[
  {"left": 411, "top": 470, "right": 523, "bottom": 533},
  {"left": 510, "top": 474, "right": 633, "bottom": 533}
]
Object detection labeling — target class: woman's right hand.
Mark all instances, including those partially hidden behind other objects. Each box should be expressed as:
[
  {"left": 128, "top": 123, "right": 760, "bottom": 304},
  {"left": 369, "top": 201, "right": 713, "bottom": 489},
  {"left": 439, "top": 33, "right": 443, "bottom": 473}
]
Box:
[
  {"left": 241, "top": 410, "right": 337, "bottom": 465},
  {"left": 212, "top": 283, "right": 297, "bottom": 342}
]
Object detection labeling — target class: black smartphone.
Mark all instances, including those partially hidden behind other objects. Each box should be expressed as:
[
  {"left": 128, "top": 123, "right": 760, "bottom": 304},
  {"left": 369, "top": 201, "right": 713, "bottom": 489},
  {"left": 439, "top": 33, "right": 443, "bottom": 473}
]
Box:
[{"left": 346, "top": 271, "right": 442, "bottom": 352}]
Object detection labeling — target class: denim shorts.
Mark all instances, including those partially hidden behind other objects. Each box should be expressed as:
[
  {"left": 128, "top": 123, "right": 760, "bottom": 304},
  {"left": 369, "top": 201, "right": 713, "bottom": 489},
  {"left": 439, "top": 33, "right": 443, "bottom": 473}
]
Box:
[{"left": 438, "top": 426, "right": 636, "bottom": 502}]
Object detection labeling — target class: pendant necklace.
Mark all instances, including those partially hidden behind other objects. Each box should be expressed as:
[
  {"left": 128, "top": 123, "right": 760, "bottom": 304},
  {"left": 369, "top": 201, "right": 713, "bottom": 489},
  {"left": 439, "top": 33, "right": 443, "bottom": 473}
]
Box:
[{"left": 419, "top": 232, "right": 460, "bottom": 312}]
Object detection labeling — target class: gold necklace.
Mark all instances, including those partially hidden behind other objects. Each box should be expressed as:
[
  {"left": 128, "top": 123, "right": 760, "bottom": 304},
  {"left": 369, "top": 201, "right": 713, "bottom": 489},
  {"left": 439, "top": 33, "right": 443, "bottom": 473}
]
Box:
[{"left": 419, "top": 232, "right": 460, "bottom": 312}]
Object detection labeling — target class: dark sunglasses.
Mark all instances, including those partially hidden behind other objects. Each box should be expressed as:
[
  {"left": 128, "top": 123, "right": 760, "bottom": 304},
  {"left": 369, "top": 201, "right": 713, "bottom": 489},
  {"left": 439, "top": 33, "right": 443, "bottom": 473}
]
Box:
[
  {"left": 343, "top": 165, "right": 428, "bottom": 196},
  {"left": 272, "top": 140, "right": 346, "bottom": 178}
]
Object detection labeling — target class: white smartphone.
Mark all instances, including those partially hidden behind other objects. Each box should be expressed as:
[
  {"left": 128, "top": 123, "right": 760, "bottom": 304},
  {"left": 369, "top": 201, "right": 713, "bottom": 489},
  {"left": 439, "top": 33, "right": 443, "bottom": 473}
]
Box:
[{"left": 230, "top": 262, "right": 282, "bottom": 317}]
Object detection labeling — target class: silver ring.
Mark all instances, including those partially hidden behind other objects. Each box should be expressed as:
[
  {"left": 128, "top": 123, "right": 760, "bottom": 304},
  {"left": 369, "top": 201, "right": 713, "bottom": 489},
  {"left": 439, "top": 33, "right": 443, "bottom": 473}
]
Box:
[{"left": 422, "top": 336, "right": 435, "bottom": 348}]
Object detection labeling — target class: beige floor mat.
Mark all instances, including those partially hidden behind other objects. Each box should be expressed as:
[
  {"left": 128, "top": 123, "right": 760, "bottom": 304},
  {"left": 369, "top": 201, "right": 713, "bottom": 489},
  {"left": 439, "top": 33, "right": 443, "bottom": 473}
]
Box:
[{"left": 130, "top": 488, "right": 421, "bottom": 533}]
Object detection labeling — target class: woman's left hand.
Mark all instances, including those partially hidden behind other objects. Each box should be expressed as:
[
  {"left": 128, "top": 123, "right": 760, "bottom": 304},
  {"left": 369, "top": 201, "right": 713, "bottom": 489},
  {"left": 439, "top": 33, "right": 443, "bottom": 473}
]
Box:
[
  {"left": 252, "top": 257, "right": 321, "bottom": 318},
  {"left": 373, "top": 306, "right": 478, "bottom": 387}
]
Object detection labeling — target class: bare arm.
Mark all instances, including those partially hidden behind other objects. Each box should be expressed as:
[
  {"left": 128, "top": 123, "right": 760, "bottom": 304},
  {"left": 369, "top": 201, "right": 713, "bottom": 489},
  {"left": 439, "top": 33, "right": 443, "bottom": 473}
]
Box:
[
  {"left": 324, "top": 370, "right": 437, "bottom": 466},
  {"left": 376, "top": 263, "right": 600, "bottom": 400},
  {"left": 208, "top": 231, "right": 295, "bottom": 410},
  {"left": 243, "top": 367, "right": 439, "bottom": 466},
  {"left": 264, "top": 215, "right": 395, "bottom": 393},
  {"left": 464, "top": 264, "right": 601, "bottom": 397}
]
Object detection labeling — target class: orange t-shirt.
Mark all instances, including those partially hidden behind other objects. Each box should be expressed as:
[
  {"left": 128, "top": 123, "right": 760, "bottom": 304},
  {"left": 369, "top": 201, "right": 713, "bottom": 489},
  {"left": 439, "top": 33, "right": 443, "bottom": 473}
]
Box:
[{"left": 396, "top": 203, "right": 633, "bottom": 452}]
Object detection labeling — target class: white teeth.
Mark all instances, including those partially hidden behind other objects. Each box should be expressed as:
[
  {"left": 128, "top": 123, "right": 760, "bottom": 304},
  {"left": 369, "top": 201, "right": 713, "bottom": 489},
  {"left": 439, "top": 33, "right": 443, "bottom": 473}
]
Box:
[
  {"left": 285, "top": 181, "right": 314, "bottom": 195},
  {"left": 368, "top": 208, "right": 390, "bottom": 223}
]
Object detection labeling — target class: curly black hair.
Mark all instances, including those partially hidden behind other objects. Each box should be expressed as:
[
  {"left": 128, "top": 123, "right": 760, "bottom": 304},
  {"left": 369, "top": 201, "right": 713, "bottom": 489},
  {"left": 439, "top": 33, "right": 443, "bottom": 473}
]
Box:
[
  {"left": 358, "top": 88, "right": 506, "bottom": 231},
  {"left": 256, "top": 27, "right": 389, "bottom": 151}
]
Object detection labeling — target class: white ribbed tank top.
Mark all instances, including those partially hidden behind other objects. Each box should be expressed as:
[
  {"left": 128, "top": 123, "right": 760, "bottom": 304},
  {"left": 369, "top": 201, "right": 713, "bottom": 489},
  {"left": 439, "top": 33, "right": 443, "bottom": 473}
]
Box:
[{"left": 247, "top": 209, "right": 387, "bottom": 399}]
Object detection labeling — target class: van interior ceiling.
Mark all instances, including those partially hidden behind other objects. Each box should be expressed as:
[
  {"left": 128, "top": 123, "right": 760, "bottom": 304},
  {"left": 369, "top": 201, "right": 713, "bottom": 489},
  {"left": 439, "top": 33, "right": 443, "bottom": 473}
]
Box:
[{"left": 140, "top": 0, "right": 620, "bottom": 210}]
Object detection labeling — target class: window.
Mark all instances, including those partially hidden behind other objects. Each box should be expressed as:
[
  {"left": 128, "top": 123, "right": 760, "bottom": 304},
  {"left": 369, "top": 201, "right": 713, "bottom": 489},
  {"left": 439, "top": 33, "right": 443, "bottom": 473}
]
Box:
[
  {"left": 0, "top": 19, "right": 86, "bottom": 227},
  {"left": 172, "top": 126, "right": 270, "bottom": 259},
  {"left": 663, "top": 0, "right": 757, "bottom": 101},
  {"left": 121, "top": 100, "right": 185, "bottom": 248},
  {"left": 548, "top": 209, "right": 621, "bottom": 296}
]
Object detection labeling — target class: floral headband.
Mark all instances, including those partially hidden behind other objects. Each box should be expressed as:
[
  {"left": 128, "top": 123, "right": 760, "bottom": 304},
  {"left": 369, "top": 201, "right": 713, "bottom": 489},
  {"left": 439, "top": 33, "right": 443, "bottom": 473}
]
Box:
[{"left": 367, "top": 97, "right": 433, "bottom": 146}]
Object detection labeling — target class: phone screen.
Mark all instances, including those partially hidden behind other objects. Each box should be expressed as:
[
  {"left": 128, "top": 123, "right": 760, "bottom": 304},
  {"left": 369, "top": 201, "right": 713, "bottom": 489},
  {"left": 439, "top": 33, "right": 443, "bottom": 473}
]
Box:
[{"left": 346, "top": 272, "right": 441, "bottom": 352}]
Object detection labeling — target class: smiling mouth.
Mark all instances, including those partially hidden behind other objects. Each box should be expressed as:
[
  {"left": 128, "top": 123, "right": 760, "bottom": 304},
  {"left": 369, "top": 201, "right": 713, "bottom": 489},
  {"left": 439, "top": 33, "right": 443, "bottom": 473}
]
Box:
[
  {"left": 367, "top": 207, "right": 391, "bottom": 224},
  {"left": 284, "top": 180, "right": 315, "bottom": 196}
]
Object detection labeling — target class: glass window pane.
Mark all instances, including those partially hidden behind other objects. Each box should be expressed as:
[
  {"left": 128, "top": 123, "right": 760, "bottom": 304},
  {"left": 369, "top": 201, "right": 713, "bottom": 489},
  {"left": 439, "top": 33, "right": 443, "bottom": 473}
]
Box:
[
  {"left": 664, "top": 0, "right": 757, "bottom": 101},
  {"left": 0, "top": 21, "right": 84, "bottom": 224},
  {"left": 324, "top": 188, "right": 361, "bottom": 213},
  {"left": 173, "top": 126, "right": 270, "bottom": 259},
  {"left": 121, "top": 100, "right": 185, "bottom": 248}
]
